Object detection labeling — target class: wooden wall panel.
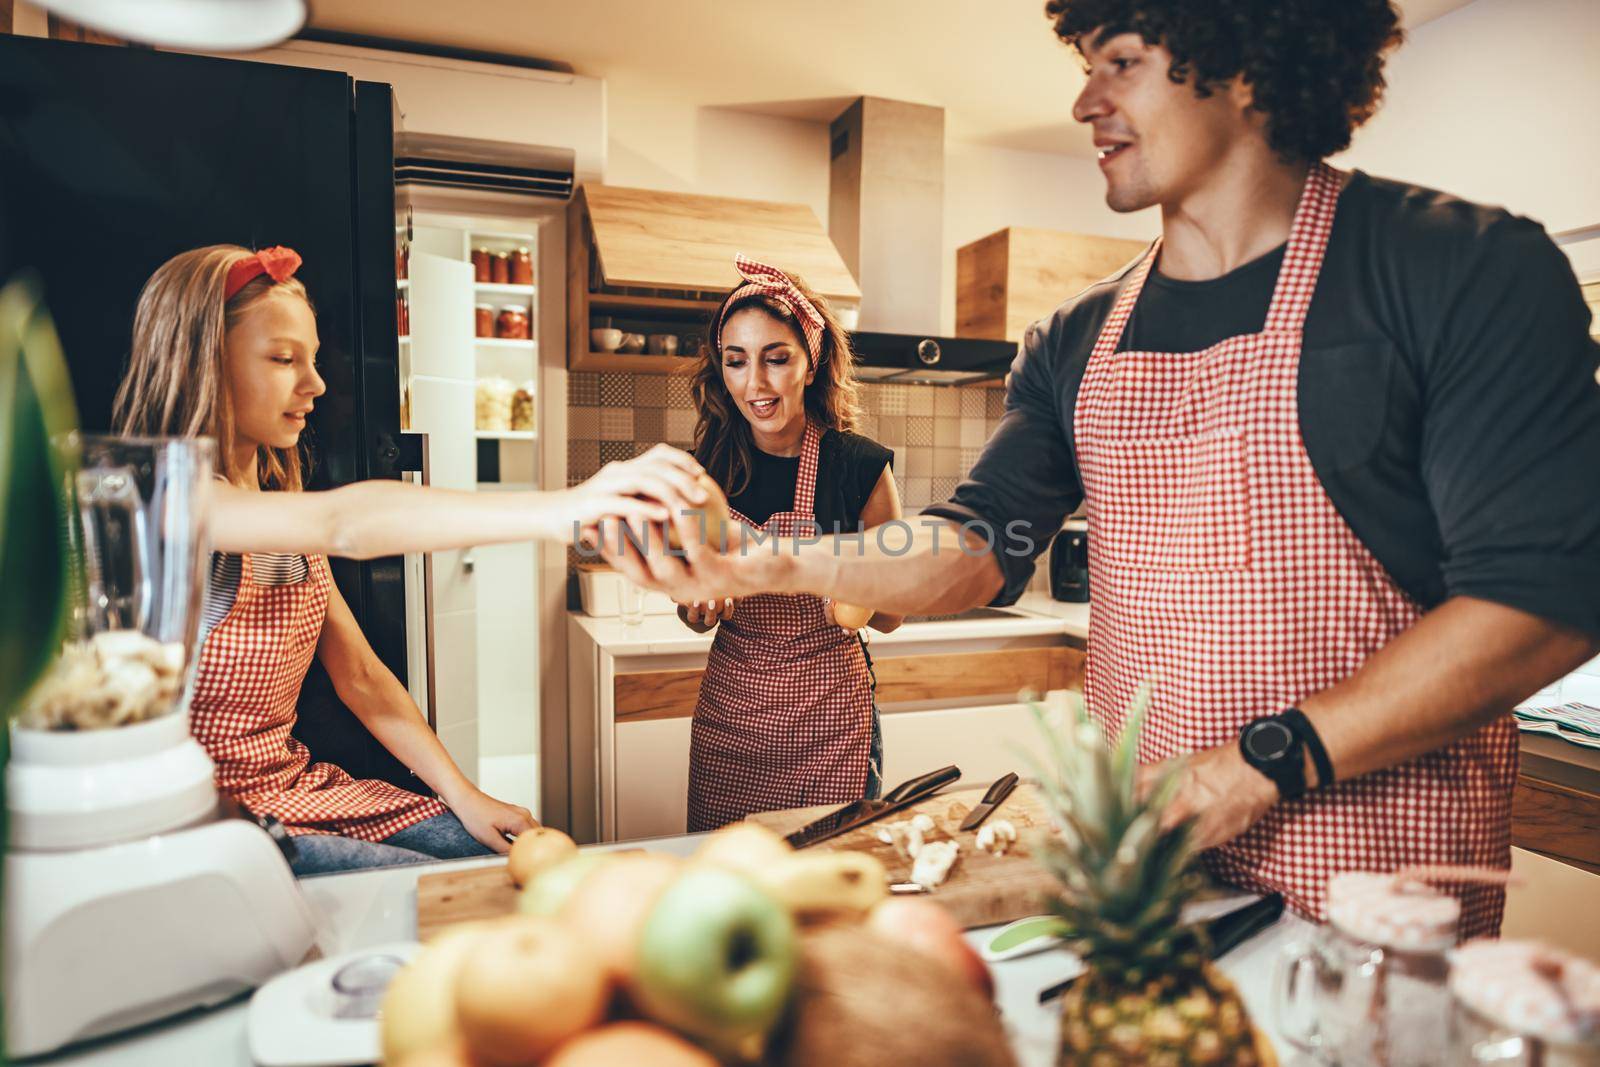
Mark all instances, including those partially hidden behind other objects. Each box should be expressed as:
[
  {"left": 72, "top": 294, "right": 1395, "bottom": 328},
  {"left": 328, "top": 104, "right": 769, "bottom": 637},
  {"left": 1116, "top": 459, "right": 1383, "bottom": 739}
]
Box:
[{"left": 1512, "top": 774, "right": 1600, "bottom": 875}]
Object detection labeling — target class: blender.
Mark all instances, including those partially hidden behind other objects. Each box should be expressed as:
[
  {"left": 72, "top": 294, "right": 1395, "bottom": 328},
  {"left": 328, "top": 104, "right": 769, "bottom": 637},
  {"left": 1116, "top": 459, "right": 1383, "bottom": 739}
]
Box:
[{"left": 3, "top": 435, "right": 318, "bottom": 1058}]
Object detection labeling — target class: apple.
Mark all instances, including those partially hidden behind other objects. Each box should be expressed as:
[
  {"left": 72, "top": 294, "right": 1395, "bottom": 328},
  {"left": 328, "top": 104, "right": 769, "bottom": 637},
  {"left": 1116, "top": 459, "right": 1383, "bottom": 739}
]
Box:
[
  {"left": 665, "top": 473, "right": 732, "bottom": 552},
  {"left": 518, "top": 852, "right": 610, "bottom": 916},
  {"left": 830, "top": 602, "right": 873, "bottom": 630},
  {"left": 507, "top": 826, "right": 578, "bottom": 888},
  {"left": 632, "top": 868, "right": 797, "bottom": 1061},
  {"left": 543, "top": 1022, "right": 719, "bottom": 1067},
  {"left": 866, "top": 898, "right": 993, "bottom": 999},
  {"left": 390, "top": 1040, "right": 481, "bottom": 1067},
  {"left": 380, "top": 922, "right": 493, "bottom": 1064},
  {"left": 691, "top": 821, "right": 792, "bottom": 878},
  {"left": 559, "top": 851, "right": 683, "bottom": 982},
  {"left": 453, "top": 915, "right": 609, "bottom": 1066}
]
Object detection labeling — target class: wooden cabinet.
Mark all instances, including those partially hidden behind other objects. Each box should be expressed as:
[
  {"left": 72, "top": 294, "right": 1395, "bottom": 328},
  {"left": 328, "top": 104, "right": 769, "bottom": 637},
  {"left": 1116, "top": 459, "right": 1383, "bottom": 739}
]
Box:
[
  {"left": 956, "top": 226, "right": 1147, "bottom": 343},
  {"left": 566, "top": 184, "right": 860, "bottom": 375}
]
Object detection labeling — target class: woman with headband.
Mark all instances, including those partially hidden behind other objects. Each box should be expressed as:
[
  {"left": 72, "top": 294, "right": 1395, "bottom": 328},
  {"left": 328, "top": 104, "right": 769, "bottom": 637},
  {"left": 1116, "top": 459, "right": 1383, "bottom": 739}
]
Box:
[
  {"left": 674, "top": 256, "right": 904, "bottom": 830},
  {"left": 112, "top": 243, "right": 706, "bottom": 873}
]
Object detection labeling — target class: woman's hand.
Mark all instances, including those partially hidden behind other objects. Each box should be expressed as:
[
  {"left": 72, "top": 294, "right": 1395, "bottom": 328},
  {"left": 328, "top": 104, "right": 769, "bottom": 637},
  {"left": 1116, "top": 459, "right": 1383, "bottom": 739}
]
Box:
[
  {"left": 823, "top": 597, "right": 865, "bottom": 631},
  {"left": 450, "top": 789, "right": 538, "bottom": 854},
  {"left": 546, "top": 445, "right": 708, "bottom": 544},
  {"left": 679, "top": 598, "right": 737, "bottom": 632}
]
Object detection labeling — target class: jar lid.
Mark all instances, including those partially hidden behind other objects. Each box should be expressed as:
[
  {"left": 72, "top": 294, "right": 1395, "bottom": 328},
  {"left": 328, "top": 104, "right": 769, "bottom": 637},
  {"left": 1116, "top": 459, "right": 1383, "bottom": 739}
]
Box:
[
  {"left": 1326, "top": 871, "right": 1460, "bottom": 949},
  {"left": 493, "top": 250, "right": 509, "bottom": 258},
  {"left": 516, "top": 246, "right": 530, "bottom": 253},
  {"left": 474, "top": 246, "right": 490, "bottom": 253},
  {"left": 1451, "top": 940, "right": 1600, "bottom": 1045},
  {"left": 499, "top": 304, "right": 527, "bottom": 314},
  {"left": 476, "top": 303, "right": 495, "bottom": 310}
]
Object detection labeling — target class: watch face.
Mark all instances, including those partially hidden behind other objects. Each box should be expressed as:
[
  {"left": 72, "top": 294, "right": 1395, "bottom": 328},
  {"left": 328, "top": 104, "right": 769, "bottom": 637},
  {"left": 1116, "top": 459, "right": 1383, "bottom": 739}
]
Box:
[{"left": 1245, "top": 720, "right": 1295, "bottom": 762}]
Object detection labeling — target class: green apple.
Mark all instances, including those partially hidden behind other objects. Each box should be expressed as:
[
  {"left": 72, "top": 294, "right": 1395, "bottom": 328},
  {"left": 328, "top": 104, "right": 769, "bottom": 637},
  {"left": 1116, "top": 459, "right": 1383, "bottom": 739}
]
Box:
[
  {"left": 517, "top": 852, "right": 609, "bottom": 917},
  {"left": 632, "top": 867, "right": 797, "bottom": 1061}
]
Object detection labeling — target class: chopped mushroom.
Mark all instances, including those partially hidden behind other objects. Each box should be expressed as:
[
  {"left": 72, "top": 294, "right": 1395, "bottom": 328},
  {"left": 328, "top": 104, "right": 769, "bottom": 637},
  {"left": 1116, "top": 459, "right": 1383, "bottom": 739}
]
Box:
[
  {"left": 975, "top": 819, "right": 1018, "bottom": 856},
  {"left": 910, "top": 840, "right": 960, "bottom": 889}
]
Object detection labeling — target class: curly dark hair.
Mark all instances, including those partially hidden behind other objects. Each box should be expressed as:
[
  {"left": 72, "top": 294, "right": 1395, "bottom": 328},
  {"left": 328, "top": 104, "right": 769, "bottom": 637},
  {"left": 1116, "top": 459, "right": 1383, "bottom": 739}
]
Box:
[{"left": 1045, "top": 0, "right": 1404, "bottom": 162}]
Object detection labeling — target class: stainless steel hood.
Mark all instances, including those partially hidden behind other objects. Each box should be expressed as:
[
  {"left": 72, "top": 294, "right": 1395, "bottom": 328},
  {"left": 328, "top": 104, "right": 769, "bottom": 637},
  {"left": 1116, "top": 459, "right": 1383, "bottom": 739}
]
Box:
[{"left": 830, "top": 97, "right": 1014, "bottom": 385}]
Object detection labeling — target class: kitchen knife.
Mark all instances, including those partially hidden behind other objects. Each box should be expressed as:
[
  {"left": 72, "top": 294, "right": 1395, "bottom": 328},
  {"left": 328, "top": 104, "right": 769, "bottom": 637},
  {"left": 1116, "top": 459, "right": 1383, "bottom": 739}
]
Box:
[
  {"left": 1036, "top": 893, "right": 1286, "bottom": 1003},
  {"left": 784, "top": 764, "right": 962, "bottom": 848},
  {"left": 958, "top": 771, "right": 1020, "bottom": 832}
]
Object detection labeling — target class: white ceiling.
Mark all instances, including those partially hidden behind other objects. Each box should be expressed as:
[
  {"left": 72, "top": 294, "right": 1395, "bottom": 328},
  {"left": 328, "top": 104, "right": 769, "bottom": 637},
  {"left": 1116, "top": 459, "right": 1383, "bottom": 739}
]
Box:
[{"left": 307, "top": 0, "right": 1478, "bottom": 157}]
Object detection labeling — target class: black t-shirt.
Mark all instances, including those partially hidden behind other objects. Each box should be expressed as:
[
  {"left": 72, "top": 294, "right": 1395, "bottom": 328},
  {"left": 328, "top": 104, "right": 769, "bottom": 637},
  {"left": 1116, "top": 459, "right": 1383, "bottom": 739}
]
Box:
[
  {"left": 700, "top": 429, "right": 893, "bottom": 531},
  {"left": 926, "top": 170, "right": 1600, "bottom": 637}
]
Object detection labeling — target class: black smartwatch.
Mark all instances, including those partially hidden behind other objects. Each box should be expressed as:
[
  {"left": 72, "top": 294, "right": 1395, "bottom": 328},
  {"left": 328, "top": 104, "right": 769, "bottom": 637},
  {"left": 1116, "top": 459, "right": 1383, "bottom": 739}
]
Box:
[{"left": 1240, "top": 708, "right": 1335, "bottom": 801}]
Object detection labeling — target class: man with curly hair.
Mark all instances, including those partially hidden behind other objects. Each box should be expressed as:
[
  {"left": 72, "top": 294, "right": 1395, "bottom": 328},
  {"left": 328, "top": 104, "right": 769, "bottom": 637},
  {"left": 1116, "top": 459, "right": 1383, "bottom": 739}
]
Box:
[{"left": 606, "top": 0, "right": 1600, "bottom": 937}]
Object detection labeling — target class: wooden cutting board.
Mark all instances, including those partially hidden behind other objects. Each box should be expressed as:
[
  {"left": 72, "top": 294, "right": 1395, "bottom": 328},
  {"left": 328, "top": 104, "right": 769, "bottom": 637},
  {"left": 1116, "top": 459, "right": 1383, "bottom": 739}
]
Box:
[
  {"left": 748, "top": 783, "right": 1061, "bottom": 930},
  {"left": 414, "top": 784, "right": 1059, "bottom": 940}
]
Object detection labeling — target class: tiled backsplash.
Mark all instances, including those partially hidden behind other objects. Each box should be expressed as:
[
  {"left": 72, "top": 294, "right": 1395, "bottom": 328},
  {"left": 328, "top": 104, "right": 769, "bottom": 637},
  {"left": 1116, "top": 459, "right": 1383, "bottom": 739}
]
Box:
[
  {"left": 566, "top": 374, "right": 1008, "bottom": 511},
  {"left": 566, "top": 373, "right": 1054, "bottom": 594}
]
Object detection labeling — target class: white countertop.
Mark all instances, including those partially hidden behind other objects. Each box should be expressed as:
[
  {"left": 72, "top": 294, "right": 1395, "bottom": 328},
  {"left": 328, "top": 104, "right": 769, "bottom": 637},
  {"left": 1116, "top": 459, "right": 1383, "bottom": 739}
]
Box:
[
  {"left": 39, "top": 830, "right": 1307, "bottom": 1067},
  {"left": 571, "top": 592, "right": 1090, "bottom": 656}
]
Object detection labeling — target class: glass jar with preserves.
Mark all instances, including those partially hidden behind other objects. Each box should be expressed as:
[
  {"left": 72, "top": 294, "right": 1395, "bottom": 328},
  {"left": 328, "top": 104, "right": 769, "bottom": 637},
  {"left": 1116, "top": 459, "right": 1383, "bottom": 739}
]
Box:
[
  {"left": 1450, "top": 941, "right": 1600, "bottom": 1065},
  {"left": 511, "top": 382, "right": 535, "bottom": 432},
  {"left": 475, "top": 304, "right": 496, "bottom": 338},
  {"left": 471, "top": 247, "right": 491, "bottom": 283},
  {"left": 496, "top": 305, "right": 530, "bottom": 340},
  {"left": 490, "top": 251, "right": 509, "bottom": 284},
  {"left": 474, "top": 377, "right": 515, "bottom": 432},
  {"left": 396, "top": 240, "right": 408, "bottom": 280},
  {"left": 396, "top": 293, "right": 409, "bottom": 337},
  {"left": 509, "top": 247, "right": 534, "bottom": 286}
]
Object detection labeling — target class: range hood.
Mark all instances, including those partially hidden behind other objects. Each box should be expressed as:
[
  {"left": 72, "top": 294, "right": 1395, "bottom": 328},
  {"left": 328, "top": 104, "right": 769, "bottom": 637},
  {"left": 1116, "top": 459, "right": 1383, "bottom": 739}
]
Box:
[
  {"left": 829, "top": 97, "right": 1012, "bottom": 386},
  {"left": 395, "top": 131, "right": 574, "bottom": 199}
]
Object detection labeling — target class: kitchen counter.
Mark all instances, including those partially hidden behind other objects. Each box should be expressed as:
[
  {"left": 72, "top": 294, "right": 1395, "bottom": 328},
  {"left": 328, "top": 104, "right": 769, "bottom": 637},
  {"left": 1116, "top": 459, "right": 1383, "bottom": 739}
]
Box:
[{"left": 38, "top": 838, "right": 1310, "bottom": 1067}]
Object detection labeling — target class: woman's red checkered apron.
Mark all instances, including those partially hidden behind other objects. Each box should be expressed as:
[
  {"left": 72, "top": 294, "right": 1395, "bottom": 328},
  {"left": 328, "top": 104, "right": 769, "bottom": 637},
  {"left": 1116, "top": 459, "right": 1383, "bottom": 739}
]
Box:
[
  {"left": 1074, "top": 163, "right": 1518, "bottom": 937},
  {"left": 189, "top": 552, "right": 445, "bottom": 840},
  {"left": 688, "top": 422, "right": 874, "bottom": 832}
]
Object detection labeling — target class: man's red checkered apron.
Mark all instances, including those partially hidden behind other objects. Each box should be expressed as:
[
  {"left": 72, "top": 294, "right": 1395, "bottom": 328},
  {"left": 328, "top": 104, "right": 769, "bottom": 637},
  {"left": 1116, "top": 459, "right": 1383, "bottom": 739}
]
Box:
[
  {"left": 1074, "top": 162, "right": 1518, "bottom": 938},
  {"left": 189, "top": 552, "right": 446, "bottom": 841},
  {"left": 688, "top": 422, "right": 874, "bottom": 832}
]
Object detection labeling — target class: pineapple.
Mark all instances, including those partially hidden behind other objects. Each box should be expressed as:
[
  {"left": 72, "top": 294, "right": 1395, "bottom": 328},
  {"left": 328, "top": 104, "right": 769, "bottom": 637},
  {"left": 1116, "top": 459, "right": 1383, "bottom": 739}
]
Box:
[{"left": 1028, "top": 690, "right": 1275, "bottom": 1067}]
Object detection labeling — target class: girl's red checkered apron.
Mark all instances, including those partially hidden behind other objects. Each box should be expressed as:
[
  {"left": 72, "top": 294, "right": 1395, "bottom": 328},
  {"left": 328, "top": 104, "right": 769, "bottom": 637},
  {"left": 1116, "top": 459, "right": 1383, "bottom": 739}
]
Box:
[
  {"left": 1073, "top": 162, "right": 1518, "bottom": 937},
  {"left": 688, "top": 421, "right": 874, "bottom": 832},
  {"left": 189, "top": 552, "right": 445, "bottom": 840}
]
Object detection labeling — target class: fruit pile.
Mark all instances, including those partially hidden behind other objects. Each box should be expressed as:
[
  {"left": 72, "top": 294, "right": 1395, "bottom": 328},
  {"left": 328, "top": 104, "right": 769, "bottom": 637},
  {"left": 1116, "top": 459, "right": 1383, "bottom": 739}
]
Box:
[{"left": 382, "top": 823, "right": 1015, "bottom": 1067}]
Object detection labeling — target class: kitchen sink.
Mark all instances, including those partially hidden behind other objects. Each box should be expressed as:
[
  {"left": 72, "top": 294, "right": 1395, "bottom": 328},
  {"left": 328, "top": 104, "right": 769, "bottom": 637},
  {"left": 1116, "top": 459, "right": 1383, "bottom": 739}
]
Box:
[{"left": 902, "top": 607, "right": 1029, "bottom": 624}]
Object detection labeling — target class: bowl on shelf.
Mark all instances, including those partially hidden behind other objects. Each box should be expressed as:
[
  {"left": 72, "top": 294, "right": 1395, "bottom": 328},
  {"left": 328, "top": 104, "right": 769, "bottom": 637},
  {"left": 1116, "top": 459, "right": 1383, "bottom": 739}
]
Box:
[
  {"left": 646, "top": 333, "right": 678, "bottom": 356},
  {"left": 618, "top": 332, "right": 646, "bottom": 354},
  {"left": 590, "top": 327, "right": 624, "bottom": 352}
]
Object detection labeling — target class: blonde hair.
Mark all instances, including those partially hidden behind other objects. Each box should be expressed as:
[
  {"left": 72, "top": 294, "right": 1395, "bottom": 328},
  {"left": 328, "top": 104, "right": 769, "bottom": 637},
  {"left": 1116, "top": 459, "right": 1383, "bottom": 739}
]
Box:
[
  {"left": 692, "top": 269, "right": 862, "bottom": 498},
  {"left": 112, "top": 244, "right": 312, "bottom": 491}
]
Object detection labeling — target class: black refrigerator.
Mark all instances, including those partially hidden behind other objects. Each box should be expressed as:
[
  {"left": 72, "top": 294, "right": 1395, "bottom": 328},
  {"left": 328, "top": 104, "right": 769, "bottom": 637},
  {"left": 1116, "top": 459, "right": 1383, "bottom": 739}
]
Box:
[{"left": 0, "top": 36, "right": 418, "bottom": 788}]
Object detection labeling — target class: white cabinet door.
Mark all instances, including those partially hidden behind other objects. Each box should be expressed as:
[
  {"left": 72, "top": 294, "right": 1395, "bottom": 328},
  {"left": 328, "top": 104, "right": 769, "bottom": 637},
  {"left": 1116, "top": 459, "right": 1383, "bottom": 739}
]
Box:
[
  {"left": 614, "top": 718, "right": 692, "bottom": 841},
  {"left": 879, "top": 696, "right": 1067, "bottom": 788}
]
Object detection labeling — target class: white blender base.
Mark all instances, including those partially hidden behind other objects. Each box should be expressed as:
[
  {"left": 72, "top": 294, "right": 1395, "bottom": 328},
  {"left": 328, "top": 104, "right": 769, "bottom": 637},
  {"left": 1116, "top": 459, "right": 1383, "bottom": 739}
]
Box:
[{"left": 3, "top": 818, "right": 319, "bottom": 1058}]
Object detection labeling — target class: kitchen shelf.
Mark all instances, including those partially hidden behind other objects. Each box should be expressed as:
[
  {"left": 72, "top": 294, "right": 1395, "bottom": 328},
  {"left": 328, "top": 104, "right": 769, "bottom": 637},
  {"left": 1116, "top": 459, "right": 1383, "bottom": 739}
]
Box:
[
  {"left": 396, "top": 280, "right": 409, "bottom": 290},
  {"left": 476, "top": 283, "right": 536, "bottom": 299},
  {"left": 470, "top": 230, "right": 537, "bottom": 244},
  {"left": 588, "top": 292, "right": 720, "bottom": 314},
  {"left": 475, "top": 338, "right": 537, "bottom": 350},
  {"left": 572, "top": 351, "right": 697, "bottom": 375},
  {"left": 475, "top": 430, "right": 537, "bottom": 441}
]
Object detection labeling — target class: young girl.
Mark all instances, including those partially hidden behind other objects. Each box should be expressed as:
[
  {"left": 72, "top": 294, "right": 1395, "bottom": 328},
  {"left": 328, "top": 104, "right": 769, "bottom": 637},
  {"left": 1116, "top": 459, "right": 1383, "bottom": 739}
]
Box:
[{"left": 112, "top": 244, "right": 705, "bottom": 874}]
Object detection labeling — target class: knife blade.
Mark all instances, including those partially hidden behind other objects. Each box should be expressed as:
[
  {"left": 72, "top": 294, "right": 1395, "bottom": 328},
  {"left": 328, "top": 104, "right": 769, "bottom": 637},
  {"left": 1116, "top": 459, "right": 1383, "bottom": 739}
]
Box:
[
  {"left": 784, "top": 764, "right": 962, "bottom": 848},
  {"left": 1036, "top": 893, "right": 1286, "bottom": 1003},
  {"left": 958, "top": 771, "right": 1019, "bottom": 832}
]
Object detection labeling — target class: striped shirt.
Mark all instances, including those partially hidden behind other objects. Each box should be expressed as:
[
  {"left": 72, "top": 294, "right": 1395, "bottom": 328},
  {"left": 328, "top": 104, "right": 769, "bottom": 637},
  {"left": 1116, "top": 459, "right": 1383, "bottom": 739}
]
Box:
[{"left": 200, "top": 551, "right": 311, "bottom": 643}]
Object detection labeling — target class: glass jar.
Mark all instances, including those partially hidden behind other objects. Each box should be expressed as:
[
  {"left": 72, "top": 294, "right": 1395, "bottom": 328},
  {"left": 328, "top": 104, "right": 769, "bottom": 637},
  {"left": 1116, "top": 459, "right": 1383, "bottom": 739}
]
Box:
[
  {"left": 1450, "top": 940, "right": 1600, "bottom": 1065},
  {"left": 490, "top": 251, "right": 509, "bottom": 284},
  {"left": 471, "top": 247, "right": 491, "bottom": 283},
  {"left": 511, "top": 382, "right": 535, "bottom": 432},
  {"left": 1274, "top": 872, "right": 1460, "bottom": 1066},
  {"left": 395, "top": 240, "right": 408, "bottom": 280},
  {"left": 496, "top": 305, "right": 530, "bottom": 340},
  {"left": 509, "top": 246, "right": 533, "bottom": 286},
  {"left": 474, "top": 304, "right": 496, "bottom": 338},
  {"left": 474, "top": 377, "right": 515, "bottom": 432},
  {"left": 396, "top": 293, "right": 409, "bottom": 337}
]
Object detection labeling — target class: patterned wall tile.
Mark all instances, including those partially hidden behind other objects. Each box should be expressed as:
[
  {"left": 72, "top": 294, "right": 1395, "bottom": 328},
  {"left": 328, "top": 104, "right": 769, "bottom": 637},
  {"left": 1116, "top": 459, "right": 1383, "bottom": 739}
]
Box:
[
  {"left": 906, "top": 416, "right": 933, "bottom": 446},
  {"left": 599, "top": 441, "right": 634, "bottom": 465},
  {"left": 635, "top": 375, "right": 669, "bottom": 408},
  {"left": 856, "top": 413, "right": 879, "bottom": 440},
  {"left": 569, "top": 440, "right": 601, "bottom": 479},
  {"left": 634, "top": 407, "right": 665, "bottom": 444},
  {"left": 934, "top": 418, "right": 960, "bottom": 448},
  {"left": 929, "top": 476, "right": 958, "bottom": 503},
  {"left": 985, "top": 388, "right": 1006, "bottom": 419},
  {"left": 960, "top": 390, "right": 986, "bottom": 418},
  {"left": 960, "top": 446, "right": 985, "bottom": 471},
  {"left": 599, "top": 374, "right": 634, "bottom": 408},
  {"left": 960, "top": 418, "right": 988, "bottom": 448},
  {"left": 665, "top": 375, "right": 694, "bottom": 408},
  {"left": 906, "top": 447, "right": 934, "bottom": 478},
  {"left": 891, "top": 446, "right": 906, "bottom": 475},
  {"left": 878, "top": 384, "right": 907, "bottom": 415},
  {"left": 665, "top": 407, "right": 698, "bottom": 446},
  {"left": 876, "top": 414, "right": 906, "bottom": 446},
  {"left": 934, "top": 389, "right": 960, "bottom": 417},
  {"left": 934, "top": 448, "right": 962, "bottom": 478},
  {"left": 907, "top": 388, "right": 934, "bottom": 417},
  {"left": 857, "top": 386, "right": 881, "bottom": 414},
  {"left": 905, "top": 477, "right": 932, "bottom": 508},
  {"left": 569, "top": 406, "right": 601, "bottom": 441},
  {"left": 599, "top": 408, "right": 634, "bottom": 441},
  {"left": 568, "top": 373, "right": 600, "bottom": 406}
]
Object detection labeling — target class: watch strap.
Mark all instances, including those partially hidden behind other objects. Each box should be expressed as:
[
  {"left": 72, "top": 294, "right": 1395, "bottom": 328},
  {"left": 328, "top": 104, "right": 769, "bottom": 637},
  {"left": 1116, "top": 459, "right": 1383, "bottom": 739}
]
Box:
[{"left": 1281, "top": 706, "right": 1335, "bottom": 790}]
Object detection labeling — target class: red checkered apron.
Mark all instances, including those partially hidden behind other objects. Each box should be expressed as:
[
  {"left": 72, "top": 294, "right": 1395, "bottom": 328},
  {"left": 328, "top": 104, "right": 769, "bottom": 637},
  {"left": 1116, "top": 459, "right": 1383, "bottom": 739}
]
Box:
[
  {"left": 189, "top": 552, "right": 446, "bottom": 841},
  {"left": 1074, "top": 163, "right": 1518, "bottom": 937},
  {"left": 688, "top": 422, "right": 874, "bottom": 831}
]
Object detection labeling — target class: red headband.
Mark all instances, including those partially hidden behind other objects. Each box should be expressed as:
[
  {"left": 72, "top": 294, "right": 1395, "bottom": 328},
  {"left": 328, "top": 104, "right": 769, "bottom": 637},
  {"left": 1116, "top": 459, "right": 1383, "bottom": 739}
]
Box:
[
  {"left": 224, "top": 246, "right": 302, "bottom": 302},
  {"left": 717, "top": 254, "right": 825, "bottom": 363}
]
